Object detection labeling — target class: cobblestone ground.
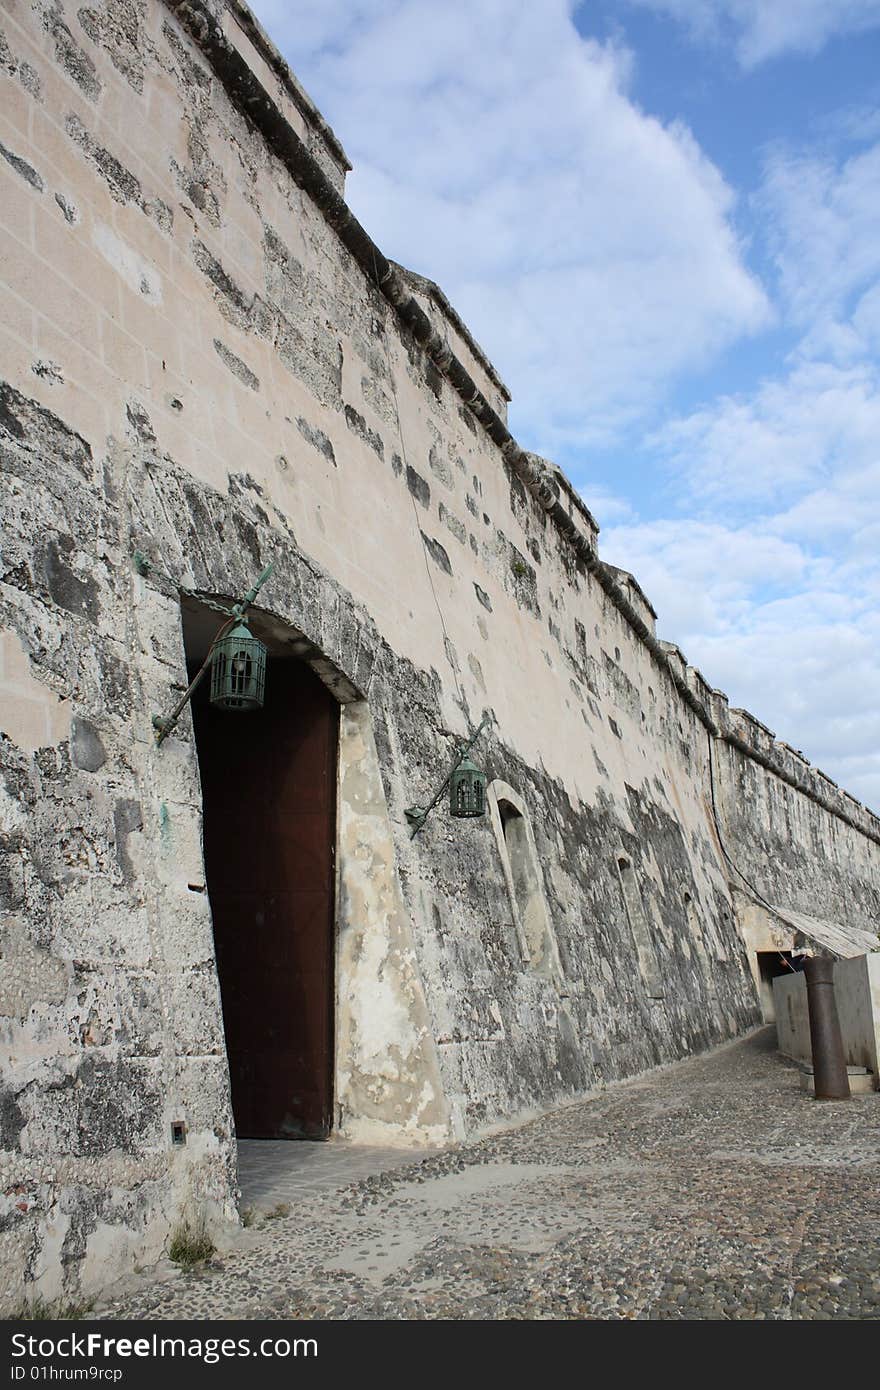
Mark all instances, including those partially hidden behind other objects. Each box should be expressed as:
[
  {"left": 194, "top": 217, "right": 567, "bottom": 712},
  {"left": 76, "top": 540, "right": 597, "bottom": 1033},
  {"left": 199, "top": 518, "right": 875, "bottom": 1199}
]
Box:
[{"left": 100, "top": 1030, "right": 880, "bottom": 1320}]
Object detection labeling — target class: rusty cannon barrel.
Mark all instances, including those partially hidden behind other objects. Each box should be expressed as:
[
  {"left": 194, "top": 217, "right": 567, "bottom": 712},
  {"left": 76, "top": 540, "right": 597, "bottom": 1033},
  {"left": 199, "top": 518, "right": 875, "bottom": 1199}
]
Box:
[{"left": 804, "top": 955, "right": 851, "bottom": 1100}]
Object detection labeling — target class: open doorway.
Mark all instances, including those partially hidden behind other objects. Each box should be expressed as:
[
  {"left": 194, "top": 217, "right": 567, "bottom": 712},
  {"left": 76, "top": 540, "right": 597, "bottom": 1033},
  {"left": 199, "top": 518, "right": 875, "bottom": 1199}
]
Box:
[
  {"left": 185, "top": 603, "right": 339, "bottom": 1139},
  {"left": 755, "top": 950, "right": 798, "bottom": 1023}
]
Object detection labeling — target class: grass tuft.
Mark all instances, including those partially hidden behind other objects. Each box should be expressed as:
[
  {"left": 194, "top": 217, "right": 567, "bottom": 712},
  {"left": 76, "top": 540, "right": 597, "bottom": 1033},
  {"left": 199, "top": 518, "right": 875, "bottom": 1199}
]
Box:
[
  {"left": 5, "top": 1295, "right": 94, "bottom": 1321},
  {"left": 167, "top": 1217, "right": 215, "bottom": 1269},
  {"left": 264, "top": 1201, "right": 290, "bottom": 1221}
]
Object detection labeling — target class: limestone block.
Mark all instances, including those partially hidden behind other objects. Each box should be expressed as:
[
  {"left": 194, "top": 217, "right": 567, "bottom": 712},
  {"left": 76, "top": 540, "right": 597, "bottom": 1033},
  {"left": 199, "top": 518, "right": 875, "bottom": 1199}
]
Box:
[
  {"left": 55, "top": 880, "right": 153, "bottom": 967},
  {"left": 151, "top": 798, "right": 206, "bottom": 889},
  {"left": 169, "top": 1056, "right": 235, "bottom": 1153},
  {"left": 149, "top": 731, "right": 204, "bottom": 808},
  {"left": 0, "top": 1229, "right": 29, "bottom": 1315},
  {"left": 168, "top": 968, "right": 226, "bottom": 1058},
  {"left": 156, "top": 884, "right": 216, "bottom": 970},
  {"left": 0, "top": 917, "right": 70, "bottom": 1019},
  {"left": 798, "top": 1066, "right": 875, "bottom": 1095}
]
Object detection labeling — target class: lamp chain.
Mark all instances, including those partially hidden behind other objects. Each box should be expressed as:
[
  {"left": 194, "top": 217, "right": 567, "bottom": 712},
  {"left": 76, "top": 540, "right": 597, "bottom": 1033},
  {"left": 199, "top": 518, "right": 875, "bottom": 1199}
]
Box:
[{"left": 132, "top": 552, "right": 237, "bottom": 618}]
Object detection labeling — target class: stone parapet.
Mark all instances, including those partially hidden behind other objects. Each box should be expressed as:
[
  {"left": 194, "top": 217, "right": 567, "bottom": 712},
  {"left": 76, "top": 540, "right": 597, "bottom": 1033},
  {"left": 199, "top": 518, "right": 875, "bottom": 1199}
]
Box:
[
  {"left": 222, "top": 0, "right": 351, "bottom": 191},
  {"left": 710, "top": 694, "right": 880, "bottom": 846}
]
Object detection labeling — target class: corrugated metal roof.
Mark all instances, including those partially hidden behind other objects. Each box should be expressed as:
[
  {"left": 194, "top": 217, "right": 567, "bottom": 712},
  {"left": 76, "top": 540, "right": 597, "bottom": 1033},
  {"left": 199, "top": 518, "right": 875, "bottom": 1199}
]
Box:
[{"left": 767, "top": 904, "right": 879, "bottom": 959}]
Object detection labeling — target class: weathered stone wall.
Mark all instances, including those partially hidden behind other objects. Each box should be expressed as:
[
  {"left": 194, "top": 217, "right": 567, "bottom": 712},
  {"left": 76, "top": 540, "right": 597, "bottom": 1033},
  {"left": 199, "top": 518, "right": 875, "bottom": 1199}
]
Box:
[
  {"left": 1, "top": 0, "right": 879, "bottom": 1310},
  {"left": 710, "top": 712, "right": 880, "bottom": 933}
]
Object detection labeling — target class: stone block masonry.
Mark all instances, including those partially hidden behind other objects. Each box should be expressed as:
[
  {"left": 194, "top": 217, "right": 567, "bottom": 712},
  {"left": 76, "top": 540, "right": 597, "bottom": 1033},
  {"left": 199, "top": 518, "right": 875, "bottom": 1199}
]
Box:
[{"left": 1, "top": 0, "right": 879, "bottom": 1312}]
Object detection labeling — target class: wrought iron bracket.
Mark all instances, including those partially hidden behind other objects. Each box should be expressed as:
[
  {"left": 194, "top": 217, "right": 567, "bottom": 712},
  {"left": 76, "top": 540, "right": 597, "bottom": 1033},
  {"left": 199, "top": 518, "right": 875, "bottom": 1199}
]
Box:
[
  {"left": 141, "top": 556, "right": 275, "bottom": 745},
  {"left": 404, "top": 712, "right": 492, "bottom": 839}
]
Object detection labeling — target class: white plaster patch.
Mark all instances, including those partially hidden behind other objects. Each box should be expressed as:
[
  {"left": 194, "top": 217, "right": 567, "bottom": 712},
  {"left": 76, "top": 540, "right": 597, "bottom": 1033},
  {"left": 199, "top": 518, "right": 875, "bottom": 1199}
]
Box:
[
  {"left": 353, "top": 930, "right": 419, "bottom": 1072},
  {"left": 0, "top": 628, "right": 71, "bottom": 753},
  {"left": 92, "top": 222, "right": 162, "bottom": 305},
  {"left": 336, "top": 702, "right": 451, "bottom": 1141},
  {"left": 339, "top": 1115, "right": 450, "bottom": 1147}
]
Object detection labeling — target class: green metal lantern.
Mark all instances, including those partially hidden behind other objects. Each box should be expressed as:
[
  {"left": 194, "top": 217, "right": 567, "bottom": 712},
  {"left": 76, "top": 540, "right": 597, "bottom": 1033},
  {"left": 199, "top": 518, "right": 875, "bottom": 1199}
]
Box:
[
  {"left": 210, "top": 620, "right": 266, "bottom": 712},
  {"left": 449, "top": 752, "right": 486, "bottom": 819}
]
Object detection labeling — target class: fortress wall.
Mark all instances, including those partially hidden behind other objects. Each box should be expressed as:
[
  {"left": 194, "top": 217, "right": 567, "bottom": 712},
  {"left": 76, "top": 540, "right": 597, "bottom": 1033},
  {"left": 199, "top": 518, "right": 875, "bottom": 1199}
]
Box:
[
  {"left": 710, "top": 712, "right": 880, "bottom": 934},
  {"left": 0, "top": 0, "right": 877, "bottom": 1308}
]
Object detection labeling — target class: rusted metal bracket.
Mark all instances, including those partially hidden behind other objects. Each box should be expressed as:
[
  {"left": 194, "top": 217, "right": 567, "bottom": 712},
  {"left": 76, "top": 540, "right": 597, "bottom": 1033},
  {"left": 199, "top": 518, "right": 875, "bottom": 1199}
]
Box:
[
  {"left": 140, "top": 556, "right": 275, "bottom": 745},
  {"left": 405, "top": 712, "right": 492, "bottom": 838}
]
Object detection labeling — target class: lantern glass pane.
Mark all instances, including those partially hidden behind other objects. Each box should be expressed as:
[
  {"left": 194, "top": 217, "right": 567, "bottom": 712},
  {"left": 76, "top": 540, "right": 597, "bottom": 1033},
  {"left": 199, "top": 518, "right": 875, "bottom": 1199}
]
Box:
[
  {"left": 210, "top": 622, "right": 266, "bottom": 711},
  {"left": 449, "top": 755, "right": 487, "bottom": 819}
]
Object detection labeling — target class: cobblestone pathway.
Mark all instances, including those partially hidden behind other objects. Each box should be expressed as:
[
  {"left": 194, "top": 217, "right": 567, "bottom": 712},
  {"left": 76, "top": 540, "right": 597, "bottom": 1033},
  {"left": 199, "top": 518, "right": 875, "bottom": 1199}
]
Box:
[
  {"left": 236, "top": 1138, "right": 436, "bottom": 1207},
  {"left": 100, "top": 1029, "right": 880, "bottom": 1320}
]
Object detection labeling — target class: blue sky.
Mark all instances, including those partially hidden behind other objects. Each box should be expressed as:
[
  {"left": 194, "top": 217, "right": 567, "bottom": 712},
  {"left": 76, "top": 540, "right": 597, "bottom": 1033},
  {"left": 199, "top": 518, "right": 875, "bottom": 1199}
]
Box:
[{"left": 248, "top": 0, "right": 880, "bottom": 807}]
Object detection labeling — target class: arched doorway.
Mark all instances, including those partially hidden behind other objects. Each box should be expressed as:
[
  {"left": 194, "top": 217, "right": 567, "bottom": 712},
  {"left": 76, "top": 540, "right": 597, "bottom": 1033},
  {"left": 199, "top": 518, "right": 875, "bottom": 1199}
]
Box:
[{"left": 186, "top": 606, "right": 339, "bottom": 1140}]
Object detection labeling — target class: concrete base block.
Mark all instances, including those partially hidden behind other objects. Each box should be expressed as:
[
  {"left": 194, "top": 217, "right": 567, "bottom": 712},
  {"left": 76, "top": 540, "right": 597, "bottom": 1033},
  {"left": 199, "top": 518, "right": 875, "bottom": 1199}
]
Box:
[{"left": 798, "top": 1065, "right": 875, "bottom": 1095}]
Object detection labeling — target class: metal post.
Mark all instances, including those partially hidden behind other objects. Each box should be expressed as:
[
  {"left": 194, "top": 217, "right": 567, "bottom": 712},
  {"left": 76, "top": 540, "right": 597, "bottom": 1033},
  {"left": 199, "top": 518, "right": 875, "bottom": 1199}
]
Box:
[{"left": 804, "top": 955, "right": 850, "bottom": 1100}]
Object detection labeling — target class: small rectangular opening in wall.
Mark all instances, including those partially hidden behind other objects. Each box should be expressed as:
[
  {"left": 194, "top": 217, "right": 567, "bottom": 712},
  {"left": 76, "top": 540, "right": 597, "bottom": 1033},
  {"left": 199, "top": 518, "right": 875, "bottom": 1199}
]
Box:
[{"left": 171, "top": 1120, "right": 187, "bottom": 1146}]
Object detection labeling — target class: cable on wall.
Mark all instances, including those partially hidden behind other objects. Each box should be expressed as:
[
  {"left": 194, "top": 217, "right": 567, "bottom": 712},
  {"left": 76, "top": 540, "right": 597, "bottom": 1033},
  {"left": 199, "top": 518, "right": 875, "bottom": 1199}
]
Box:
[
  {"left": 707, "top": 729, "right": 798, "bottom": 969},
  {"left": 370, "top": 249, "right": 469, "bottom": 720}
]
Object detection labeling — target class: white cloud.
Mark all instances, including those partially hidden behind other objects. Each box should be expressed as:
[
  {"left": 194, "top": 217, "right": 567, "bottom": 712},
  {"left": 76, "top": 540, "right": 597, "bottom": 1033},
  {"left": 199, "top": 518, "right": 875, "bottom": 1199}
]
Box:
[
  {"left": 624, "top": 0, "right": 880, "bottom": 67},
  {"left": 578, "top": 486, "right": 634, "bottom": 525},
  {"left": 648, "top": 360, "right": 880, "bottom": 507},
  {"left": 820, "top": 104, "right": 880, "bottom": 146},
  {"left": 853, "top": 282, "right": 880, "bottom": 351},
  {"left": 600, "top": 519, "right": 809, "bottom": 634},
  {"left": 756, "top": 140, "right": 880, "bottom": 359},
  {"left": 249, "top": 0, "right": 768, "bottom": 448},
  {"left": 603, "top": 512, "right": 880, "bottom": 806},
  {"left": 598, "top": 107, "right": 880, "bottom": 806},
  {"left": 602, "top": 343, "right": 880, "bottom": 804}
]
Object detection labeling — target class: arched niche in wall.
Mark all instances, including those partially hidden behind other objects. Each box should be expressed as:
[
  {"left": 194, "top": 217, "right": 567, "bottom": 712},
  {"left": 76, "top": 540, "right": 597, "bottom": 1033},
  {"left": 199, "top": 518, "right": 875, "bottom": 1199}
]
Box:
[
  {"left": 615, "top": 854, "right": 664, "bottom": 999},
  {"left": 487, "top": 780, "right": 563, "bottom": 984}
]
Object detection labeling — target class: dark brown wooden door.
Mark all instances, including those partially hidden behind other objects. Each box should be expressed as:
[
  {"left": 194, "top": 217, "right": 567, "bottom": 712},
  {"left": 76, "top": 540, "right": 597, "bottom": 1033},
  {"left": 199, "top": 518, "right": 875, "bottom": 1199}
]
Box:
[{"left": 191, "top": 657, "right": 338, "bottom": 1139}]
